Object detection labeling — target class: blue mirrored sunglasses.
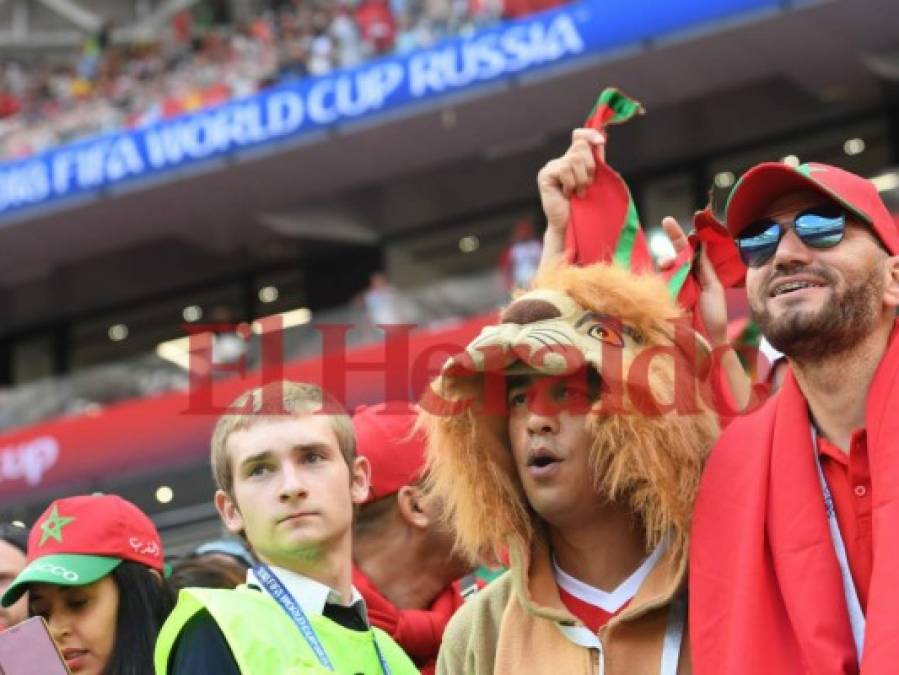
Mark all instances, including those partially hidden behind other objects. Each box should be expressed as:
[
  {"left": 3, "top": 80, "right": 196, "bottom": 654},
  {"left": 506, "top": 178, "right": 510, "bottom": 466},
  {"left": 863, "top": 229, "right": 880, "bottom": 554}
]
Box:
[{"left": 735, "top": 204, "right": 846, "bottom": 268}]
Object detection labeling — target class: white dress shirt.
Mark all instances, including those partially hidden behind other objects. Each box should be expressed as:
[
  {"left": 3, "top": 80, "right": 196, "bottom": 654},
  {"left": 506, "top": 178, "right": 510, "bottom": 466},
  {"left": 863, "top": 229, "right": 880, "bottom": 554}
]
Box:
[{"left": 246, "top": 564, "right": 370, "bottom": 627}]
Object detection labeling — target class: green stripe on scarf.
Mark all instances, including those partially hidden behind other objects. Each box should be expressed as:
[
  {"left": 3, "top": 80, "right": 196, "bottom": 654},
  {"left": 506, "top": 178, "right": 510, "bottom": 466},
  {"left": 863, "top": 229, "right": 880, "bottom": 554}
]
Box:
[
  {"left": 590, "top": 88, "right": 643, "bottom": 125},
  {"left": 666, "top": 261, "right": 692, "bottom": 299},
  {"left": 613, "top": 196, "right": 641, "bottom": 269},
  {"left": 566, "top": 88, "right": 653, "bottom": 273}
]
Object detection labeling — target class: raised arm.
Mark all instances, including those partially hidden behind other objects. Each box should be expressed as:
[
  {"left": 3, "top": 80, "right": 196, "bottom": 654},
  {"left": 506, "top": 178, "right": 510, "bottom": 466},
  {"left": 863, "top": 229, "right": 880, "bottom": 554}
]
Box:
[{"left": 535, "top": 128, "right": 605, "bottom": 276}]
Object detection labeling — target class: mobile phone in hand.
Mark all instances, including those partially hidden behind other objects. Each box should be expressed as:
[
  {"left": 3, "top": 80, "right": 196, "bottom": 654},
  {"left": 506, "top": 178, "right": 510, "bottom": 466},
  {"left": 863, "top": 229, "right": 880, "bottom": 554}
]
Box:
[{"left": 0, "top": 617, "right": 70, "bottom": 674}]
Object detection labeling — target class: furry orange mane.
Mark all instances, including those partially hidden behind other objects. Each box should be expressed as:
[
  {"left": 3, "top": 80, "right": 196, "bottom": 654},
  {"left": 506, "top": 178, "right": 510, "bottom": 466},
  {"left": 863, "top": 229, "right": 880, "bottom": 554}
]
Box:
[{"left": 418, "top": 262, "right": 720, "bottom": 567}]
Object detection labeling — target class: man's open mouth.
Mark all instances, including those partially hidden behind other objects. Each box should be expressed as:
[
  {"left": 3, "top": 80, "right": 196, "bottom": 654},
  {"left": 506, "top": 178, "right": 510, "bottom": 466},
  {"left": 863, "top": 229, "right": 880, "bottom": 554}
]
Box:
[{"left": 527, "top": 448, "right": 562, "bottom": 468}]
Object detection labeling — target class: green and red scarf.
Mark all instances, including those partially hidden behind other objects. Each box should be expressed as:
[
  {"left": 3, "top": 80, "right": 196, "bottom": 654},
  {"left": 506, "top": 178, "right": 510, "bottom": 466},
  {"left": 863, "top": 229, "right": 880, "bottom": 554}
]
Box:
[{"left": 563, "top": 88, "right": 745, "bottom": 327}]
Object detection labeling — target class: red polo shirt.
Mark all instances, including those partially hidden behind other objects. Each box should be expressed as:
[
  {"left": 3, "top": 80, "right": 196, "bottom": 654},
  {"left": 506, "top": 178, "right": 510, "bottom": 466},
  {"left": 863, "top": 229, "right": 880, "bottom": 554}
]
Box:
[{"left": 817, "top": 429, "right": 873, "bottom": 612}]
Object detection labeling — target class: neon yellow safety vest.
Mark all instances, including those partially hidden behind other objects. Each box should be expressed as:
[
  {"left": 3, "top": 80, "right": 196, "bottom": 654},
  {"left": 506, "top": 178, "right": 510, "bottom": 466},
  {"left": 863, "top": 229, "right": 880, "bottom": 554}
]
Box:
[{"left": 154, "top": 585, "right": 419, "bottom": 675}]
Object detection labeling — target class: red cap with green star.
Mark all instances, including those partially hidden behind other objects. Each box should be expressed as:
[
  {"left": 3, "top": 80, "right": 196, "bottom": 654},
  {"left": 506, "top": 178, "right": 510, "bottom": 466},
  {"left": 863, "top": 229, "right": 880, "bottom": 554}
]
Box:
[{"left": 1, "top": 494, "right": 165, "bottom": 607}]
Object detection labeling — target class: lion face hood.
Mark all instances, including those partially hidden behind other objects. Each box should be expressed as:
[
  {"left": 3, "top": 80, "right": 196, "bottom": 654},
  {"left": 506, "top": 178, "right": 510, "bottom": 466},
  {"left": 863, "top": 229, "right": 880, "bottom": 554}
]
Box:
[
  {"left": 418, "top": 263, "right": 720, "bottom": 566},
  {"left": 440, "top": 286, "right": 647, "bottom": 380}
]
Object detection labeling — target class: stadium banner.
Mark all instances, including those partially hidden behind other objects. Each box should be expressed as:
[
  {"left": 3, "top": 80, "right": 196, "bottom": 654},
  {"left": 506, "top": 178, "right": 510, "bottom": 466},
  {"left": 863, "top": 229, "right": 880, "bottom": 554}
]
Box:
[{"left": 0, "top": 0, "right": 784, "bottom": 220}]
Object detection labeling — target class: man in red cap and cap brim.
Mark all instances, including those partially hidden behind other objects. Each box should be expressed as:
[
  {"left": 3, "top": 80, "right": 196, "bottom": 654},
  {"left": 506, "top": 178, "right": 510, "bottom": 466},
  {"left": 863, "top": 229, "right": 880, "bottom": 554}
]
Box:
[
  {"left": 689, "top": 161, "right": 899, "bottom": 675},
  {"left": 351, "top": 402, "right": 473, "bottom": 675}
]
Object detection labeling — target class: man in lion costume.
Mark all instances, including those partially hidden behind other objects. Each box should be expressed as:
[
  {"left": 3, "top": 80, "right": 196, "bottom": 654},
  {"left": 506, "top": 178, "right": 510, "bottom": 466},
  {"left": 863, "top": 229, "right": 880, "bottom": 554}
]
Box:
[{"left": 418, "top": 260, "right": 720, "bottom": 675}]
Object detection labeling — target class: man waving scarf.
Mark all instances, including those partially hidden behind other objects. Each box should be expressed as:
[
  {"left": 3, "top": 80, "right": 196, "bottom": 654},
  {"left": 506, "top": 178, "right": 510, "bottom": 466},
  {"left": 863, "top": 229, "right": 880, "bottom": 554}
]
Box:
[{"left": 418, "top": 88, "right": 741, "bottom": 675}]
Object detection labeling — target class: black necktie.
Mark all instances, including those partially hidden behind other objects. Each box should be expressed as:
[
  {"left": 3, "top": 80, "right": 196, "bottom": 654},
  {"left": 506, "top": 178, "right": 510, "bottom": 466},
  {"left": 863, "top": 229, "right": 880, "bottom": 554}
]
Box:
[{"left": 323, "top": 600, "right": 368, "bottom": 632}]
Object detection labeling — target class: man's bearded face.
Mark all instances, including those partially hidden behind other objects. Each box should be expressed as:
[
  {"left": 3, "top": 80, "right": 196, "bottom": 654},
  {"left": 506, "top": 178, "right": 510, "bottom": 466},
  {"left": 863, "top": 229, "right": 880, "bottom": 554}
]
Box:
[
  {"left": 745, "top": 192, "right": 888, "bottom": 363},
  {"left": 750, "top": 261, "right": 884, "bottom": 362}
]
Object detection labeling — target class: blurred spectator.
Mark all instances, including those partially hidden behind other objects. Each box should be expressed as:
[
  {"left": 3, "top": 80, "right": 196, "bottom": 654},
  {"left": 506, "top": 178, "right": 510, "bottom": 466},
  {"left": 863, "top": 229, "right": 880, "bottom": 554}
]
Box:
[
  {"left": 170, "top": 555, "right": 244, "bottom": 593},
  {"left": 471, "top": 0, "right": 505, "bottom": 24},
  {"left": 209, "top": 306, "right": 249, "bottom": 367},
  {"left": 171, "top": 10, "right": 194, "bottom": 51},
  {"left": 193, "top": 538, "right": 255, "bottom": 568},
  {"left": 169, "top": 538, "right": 254, "bottom": 593},
  {"left": 307, "top": 8, "right": 337, "bottom": 75},
  {"left": 356, "top": 0, "right": 397, "bottom": 55},
  {"left": 352, "top": 403, "right": 474, "bottom": 675},
  {"left": 332, "top": 5, "right": 364, "bottom": 67},
  {"left": 499, "top": 217, "right": 543, "bottom": 291},
  {"left": 503, "top": 0, "right": 570, "bottom": 19},
  {"left": 0, "top": 524, "right": 27, "bottom": 631},
  {"left": 362, "top": 271, "right": 404, "bottom": 327},
  {"left": 277, "top": 39, "right": 309, "bottom": 82},
  {"left": 394, "top": 13, "right": 424, "bottom": 53},
  {"left": 0, "top": 88, "right": 20, "bottom": 119}
]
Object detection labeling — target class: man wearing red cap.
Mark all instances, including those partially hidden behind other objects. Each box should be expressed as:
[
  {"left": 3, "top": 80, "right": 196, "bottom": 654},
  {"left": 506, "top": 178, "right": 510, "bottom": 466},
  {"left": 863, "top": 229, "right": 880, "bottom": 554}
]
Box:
[
  {"left": 351, "top": 403, "right": 474, "bottom": 675},
  {"left": 689, "top": 162, "right": 899, "bottom": 675}
]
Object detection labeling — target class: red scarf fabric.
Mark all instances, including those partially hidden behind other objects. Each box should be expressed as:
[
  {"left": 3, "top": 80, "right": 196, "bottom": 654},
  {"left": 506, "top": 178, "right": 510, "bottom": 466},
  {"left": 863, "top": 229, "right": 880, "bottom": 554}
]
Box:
[
  {"left": 678, "top": 206, "right": 746, "bottom": 302},
  {"left": 563, "top": 88, "right": 652, "bottom": 274},
  {"left": 562, "top": 89, "right": 746, "bottom": 329},
  {"left": 352, "top": 566, "right": 464, "bottom": 675},
  {"left": 689, "top": 325, "right": 899, "bottom": 674}
]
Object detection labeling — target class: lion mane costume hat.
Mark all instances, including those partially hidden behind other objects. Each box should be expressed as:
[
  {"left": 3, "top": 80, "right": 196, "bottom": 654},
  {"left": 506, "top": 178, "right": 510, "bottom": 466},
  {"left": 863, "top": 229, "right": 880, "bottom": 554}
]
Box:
[{"left": 419, "top": 262, "right": 720, "bottom": 567}]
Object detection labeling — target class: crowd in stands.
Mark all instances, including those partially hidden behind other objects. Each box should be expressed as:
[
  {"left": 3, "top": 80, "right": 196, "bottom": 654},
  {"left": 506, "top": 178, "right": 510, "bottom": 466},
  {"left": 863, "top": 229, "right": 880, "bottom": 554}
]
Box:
[{"left": 0, "top": 0, "right": 571, "bottom": 160}]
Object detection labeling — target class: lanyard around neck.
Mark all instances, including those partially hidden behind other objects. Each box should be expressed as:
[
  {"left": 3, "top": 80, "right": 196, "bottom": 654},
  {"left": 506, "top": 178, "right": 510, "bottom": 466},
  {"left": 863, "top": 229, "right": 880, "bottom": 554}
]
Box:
[
  {"left": 253, "top": 564, "right": 392, "bottom": 674},
  {"left": 809, "top": 427, "right": 866, "bottom": 661},
  {"left": 659, "top": 590, "right": 686, "bottom": 675}
]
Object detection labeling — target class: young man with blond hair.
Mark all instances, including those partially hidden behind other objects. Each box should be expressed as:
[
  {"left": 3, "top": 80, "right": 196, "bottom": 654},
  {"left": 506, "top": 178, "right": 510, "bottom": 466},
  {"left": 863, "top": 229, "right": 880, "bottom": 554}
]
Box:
[{"left": 154, "top": 380, "right": 418, "bottom": 675}]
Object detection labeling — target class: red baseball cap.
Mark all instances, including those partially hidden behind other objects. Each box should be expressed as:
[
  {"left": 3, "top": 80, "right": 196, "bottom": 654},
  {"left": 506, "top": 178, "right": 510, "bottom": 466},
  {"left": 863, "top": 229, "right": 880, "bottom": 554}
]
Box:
[
  {"left": 353, "top": 403, "right": 426, "bottom": 504},
  {"left": 1, "top": 494, "right": 166, "bottom": 607},
  {"left": 726, "top": 161, "right": 899, "bottom": 255}
]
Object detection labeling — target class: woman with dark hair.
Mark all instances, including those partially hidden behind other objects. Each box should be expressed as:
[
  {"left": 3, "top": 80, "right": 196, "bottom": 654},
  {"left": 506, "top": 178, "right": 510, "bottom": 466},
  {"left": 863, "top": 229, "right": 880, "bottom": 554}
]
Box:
[{"left": 0, "top": 494, "right": 174, "bottom": 675}]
